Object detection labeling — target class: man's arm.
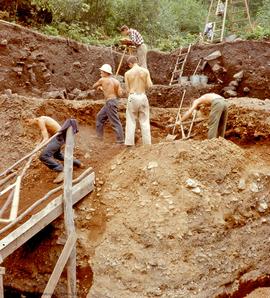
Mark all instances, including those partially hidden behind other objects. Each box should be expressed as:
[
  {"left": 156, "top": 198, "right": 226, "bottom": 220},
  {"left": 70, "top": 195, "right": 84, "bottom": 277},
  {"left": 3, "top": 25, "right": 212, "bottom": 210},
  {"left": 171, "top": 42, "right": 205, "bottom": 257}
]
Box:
[
  {"left": 37, "top": 119, "right": 49, "bottom": 141},
  {"left": 181, "top": 99, "right": 201, "bottom": 122},
  {"left": 146, "top": 70, "right": 153, "bottom": 89},
  {"left": 124, "top": 72, "right": 130, "bottom": 93},
  {"left": 93, "top": 78, "right": 103, "bottom": 89}
]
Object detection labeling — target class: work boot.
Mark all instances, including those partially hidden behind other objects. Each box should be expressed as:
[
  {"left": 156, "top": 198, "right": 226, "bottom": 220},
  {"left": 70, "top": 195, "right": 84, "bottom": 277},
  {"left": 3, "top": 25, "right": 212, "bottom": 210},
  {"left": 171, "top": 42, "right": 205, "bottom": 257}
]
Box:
[{"left": 53, "top": 172, "right": 64, "bottom": 184}]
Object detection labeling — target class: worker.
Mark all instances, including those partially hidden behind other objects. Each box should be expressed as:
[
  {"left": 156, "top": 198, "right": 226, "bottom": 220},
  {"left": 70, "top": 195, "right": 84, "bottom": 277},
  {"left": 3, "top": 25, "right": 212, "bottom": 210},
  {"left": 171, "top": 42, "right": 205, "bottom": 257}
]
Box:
[
  {"left": 181, "top": 93, "right": 228, "bottom": 139},
  {"left": 93, "top": 64, "right": 124, "bottom": 144},
  {"left": 120, "top": 25, "right": 148, "bottom": 69},
  {"left": 216, "top": 1, "right": 225, "bottom": 16},
  {"left": 124, "top": 56, "right": 153, "bottom": 146},
  {"left": 25, "top": 116, "right": 82, "bottom": 183}
]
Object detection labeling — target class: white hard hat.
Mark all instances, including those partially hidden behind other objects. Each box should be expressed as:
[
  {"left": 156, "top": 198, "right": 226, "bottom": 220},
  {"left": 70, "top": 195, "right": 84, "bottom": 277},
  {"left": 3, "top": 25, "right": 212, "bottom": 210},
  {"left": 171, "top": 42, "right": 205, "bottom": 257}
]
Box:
[{"left": 99, "top": 64, "right": 112, "bottom": 74}]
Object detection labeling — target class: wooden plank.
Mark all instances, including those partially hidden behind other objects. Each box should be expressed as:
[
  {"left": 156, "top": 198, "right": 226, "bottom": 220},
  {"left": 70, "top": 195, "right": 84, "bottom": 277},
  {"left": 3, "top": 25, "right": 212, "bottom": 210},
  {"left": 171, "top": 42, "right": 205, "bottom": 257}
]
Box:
[
  {"left": 0, "top": 183, "right": 16, "bottom": 197},
  {"left": 63, "top": 127, "right": 77, "bottom": 297},
  {"left": 0, "top": 134, "right": 59, "bottom": 178},
  {"left": 9, "top": 176, "right": 21, "bottom": 220},
  {"left": 0, "top": 172, "right": 17, "bottom": 187},
  {"left": 0, "top": 172, "right": 95, "bottom": 261},
  {"left": 0, "top": 168, "right": 93, "bottom": 236},
  {"left": 42, "top": 233, "right": 77, "bottom": 298},
  {"left": 0, "top": 189, "right": 14, "bottom": 218},
  {"left": 0, "top": 267, "right": 5, "bottom": 298}
]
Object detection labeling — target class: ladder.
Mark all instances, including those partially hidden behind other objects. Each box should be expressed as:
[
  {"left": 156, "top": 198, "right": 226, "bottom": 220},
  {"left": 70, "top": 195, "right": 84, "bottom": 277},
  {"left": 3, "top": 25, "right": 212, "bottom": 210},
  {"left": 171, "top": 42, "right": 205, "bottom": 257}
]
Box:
[
  {"left": 203, "top": 0, "right": 252, "bottom": 43},
  {"left": 169, "top": 44, "right": 191, "bottom": 86}
]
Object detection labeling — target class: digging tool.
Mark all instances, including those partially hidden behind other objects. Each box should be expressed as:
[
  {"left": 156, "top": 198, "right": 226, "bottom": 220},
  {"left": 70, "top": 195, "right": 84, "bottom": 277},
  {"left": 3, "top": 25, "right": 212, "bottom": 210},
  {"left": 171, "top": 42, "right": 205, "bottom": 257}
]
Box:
[
  {"left": 193, "top": 58, "right": 203, "bottom": 76},
  {"left": 187, "top": 110, "right": 197, "bottom": 138},
  {"left": 166, "top": 89, "right": 186, "bottom": 141},
  {"left": 116, "top": 46, "right": 127, "bottom": 76}
]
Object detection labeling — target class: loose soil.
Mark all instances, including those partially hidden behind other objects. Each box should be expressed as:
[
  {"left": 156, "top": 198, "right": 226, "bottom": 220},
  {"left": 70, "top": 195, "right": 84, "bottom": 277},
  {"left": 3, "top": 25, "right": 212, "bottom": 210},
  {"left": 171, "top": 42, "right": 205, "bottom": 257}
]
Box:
[{"left": 0, "top": 21, "right": 270, "bottom": 298}]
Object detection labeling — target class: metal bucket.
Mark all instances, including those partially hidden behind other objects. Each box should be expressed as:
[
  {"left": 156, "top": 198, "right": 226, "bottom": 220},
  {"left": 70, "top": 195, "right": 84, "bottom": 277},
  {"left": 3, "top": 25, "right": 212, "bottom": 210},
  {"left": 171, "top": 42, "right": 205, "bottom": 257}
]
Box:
[
  {"left": 178, "top": 76, "right": 189, "bottom": 85},
  {"left": 200, "top": 75, "right": 208, "bottom": 86},
  {"left": 190, "top": 75, "right": 201, "bottom": 86}
]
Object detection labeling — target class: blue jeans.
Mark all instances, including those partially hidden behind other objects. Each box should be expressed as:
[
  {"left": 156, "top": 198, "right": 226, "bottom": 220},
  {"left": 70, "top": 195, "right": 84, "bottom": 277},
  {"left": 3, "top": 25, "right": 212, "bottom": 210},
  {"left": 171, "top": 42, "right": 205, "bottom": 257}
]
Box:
[
  {"left": 96, "top": 99, "right": 124, "bottom": 143},
  {"left": 39, "top": 137, "right": 81, "bottom": 172}
]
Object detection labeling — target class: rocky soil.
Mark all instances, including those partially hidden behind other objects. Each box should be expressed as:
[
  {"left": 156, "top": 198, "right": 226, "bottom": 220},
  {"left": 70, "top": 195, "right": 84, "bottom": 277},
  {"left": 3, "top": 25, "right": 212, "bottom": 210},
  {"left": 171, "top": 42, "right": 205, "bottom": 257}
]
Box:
[{"left": 0, "top": 21, "right": 270, "bottom": 298}]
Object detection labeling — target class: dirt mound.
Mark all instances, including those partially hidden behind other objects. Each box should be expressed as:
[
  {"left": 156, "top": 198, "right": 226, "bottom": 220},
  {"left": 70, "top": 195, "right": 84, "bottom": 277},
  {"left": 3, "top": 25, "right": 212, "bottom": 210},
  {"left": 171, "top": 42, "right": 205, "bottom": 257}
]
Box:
[
  {"left": 88, "top": 138, "right": 270, "bottom": 298},
  {"left": 0, "top": 21, "right": 269, "bottom": 105}
]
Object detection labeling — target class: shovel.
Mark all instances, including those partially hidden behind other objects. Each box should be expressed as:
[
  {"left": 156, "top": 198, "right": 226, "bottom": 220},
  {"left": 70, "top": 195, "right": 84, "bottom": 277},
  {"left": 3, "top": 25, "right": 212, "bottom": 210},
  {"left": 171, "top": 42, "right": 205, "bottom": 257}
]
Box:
[{"left": 166, "top": 89, "right": 186, "bottom": 141}]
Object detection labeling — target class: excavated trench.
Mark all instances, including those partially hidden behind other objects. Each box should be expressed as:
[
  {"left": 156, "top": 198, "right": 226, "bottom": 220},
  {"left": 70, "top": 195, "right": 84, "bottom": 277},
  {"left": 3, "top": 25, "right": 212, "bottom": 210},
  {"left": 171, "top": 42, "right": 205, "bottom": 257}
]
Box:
[{"left": 0, "top": 21, "right": 270, "bottom": 297}]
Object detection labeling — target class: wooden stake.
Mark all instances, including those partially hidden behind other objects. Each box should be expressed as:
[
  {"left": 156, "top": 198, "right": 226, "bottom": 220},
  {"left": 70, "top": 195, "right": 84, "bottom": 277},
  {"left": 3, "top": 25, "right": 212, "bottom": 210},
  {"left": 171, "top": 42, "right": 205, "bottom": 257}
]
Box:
[
  {"left": 187, "top": 110, "right": 197, "bottom": 138},
  {"left": 0, "top": 267, "right": 5, "bottom": 298},
  {"left": 221, "top": 0, "right": 229, "bottom": 42},
  {"left": 42, "top": 233, "right": 77, "bottom": 298},
  {"left": 116, "top": 46, "right": 127, "bottom": 76},
  {"left": 63, "top": 127, "right": 77, "bottom": 297}
]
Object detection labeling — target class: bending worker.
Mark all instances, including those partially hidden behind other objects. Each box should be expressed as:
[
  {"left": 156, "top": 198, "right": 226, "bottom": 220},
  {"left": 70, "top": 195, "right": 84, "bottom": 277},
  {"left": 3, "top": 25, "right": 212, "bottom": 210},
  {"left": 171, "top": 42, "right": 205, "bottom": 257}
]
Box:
[
  {"left": 25, "top": 116, "right": 82, "bottom": 183},
  {"left": 181, "top": 93, "right": 228, "bottom": 139},
  {"left": 93, "top": 64, "right": 124, "bottom": 144},
  {"left": 124, "top": 56, "right": 153, "bottom": 146},
  {"left": 120, "top": 25, "right": 147, "bottom": 69}
]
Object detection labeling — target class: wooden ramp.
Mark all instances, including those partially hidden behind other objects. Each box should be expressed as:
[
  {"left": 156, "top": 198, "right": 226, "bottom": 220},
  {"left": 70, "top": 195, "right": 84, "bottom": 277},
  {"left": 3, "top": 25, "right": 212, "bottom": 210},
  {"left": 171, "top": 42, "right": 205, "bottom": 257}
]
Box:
[
  {"left": 0, "top": 171, "right": 94, "bottom": 261},
  {"left": 0, "top": 126, "right": 95, "bottom": 297}
]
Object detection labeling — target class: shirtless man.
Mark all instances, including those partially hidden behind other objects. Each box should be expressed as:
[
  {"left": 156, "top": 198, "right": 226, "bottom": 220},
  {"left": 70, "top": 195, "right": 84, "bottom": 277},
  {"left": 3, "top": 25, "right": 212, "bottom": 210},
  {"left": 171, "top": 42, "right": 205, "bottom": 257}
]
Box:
[
  {"left": 124, "top": 56, "right": 153, "bottom": 145},
  {"left": 181, "top": 93, "right": 228, "bottom": 139},
  {"left": 25, "top": 116, "right": 81, "bottom": 183},
  {"left": 93, "top": 64, "right": 124, "bottom": 144}
]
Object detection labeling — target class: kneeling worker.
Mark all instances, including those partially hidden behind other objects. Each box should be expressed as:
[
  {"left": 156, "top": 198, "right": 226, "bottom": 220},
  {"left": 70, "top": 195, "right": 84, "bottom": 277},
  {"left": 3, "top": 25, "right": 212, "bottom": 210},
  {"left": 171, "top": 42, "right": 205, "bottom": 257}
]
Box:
[
  {"left": 26, "top": 116, "right": 82, "bottom": 183},
  {"left": 181, "top": 93, "right": 228, "bottom": 139}
]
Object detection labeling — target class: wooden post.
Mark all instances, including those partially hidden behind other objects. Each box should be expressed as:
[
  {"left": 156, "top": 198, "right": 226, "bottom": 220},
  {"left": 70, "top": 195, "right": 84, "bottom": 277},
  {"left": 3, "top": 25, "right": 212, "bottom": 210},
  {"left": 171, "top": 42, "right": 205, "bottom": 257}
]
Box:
[
  {"left": 0, "top": 267, "right": 5, "bottom": 298},
  {"left": 42, "top": 233, "right": 77, "bottom": 298},
  {"left": 244, "top": 0, "right": 253, "bottom": 29},
  {"left": 220, "top": 0, "right": 229, "bottom": 42},
  {"left": 63, "top": 127, "right": 77, "bottom": 297},
  {"left": 116, "top": 46, "right": 127, "bottom": 76}
]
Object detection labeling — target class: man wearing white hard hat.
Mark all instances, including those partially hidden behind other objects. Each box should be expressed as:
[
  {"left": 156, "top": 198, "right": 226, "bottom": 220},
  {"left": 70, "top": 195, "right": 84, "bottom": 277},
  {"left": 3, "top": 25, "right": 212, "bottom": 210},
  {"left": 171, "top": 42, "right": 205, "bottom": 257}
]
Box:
[{"left": 93, "top": 64, "right": 124, "bottom": 143}]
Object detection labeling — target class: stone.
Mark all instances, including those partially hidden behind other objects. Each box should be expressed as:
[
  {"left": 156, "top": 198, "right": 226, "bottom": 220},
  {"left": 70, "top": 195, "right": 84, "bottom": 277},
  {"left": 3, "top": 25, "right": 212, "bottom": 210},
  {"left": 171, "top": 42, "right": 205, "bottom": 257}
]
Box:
[
  {"left": 186, "top": 178, "right": 198, "bottom": 188},
  {"left": 228, "top": 80, "right": 239, "bottom": 88},
  {"left": 222, "top": 86, "right": 236, "bottom": 92},
  {"left": 0, "top": 39, "right": 8, "bottom": 46},
  {"left": 73, "top": 61, "right": 81, "bottom": 67},
  {"left": 224, "top": 90, "right": 237, "bottom": 98},
  {"left": 4, "top": 89, "right": 12, "bottom": 97},
  {"left": 233, "top": 70, "right": 244, "bottom": 80},
  {"left": 147, "top": 161, "right": 158, "bottom": 170},
  {"left": 250, "top": 182, "right": 259, "bottom": 193},
  {"left": 224, "top": 34, "right": 237, "bottom": 42},
  {"left": 258, "top": 200, "right": 268, "bottom": 213},
  {"left": 204, "top": 50, "right": 222, "bottom": 61},
  {"left": 191, "top": 187, "right": 201, "bottom": 194},
  {"left": 238, "top": 178, "right": 246, "bottom": 190},
  {"left": 42, "top": 90, "right": 66, "bottom": 100},
  {"left": 243, "top": 87, "right": 250, "bottom": 93},
  {"left": 111, "top": 164, "right": 116, "bottom": 170}
]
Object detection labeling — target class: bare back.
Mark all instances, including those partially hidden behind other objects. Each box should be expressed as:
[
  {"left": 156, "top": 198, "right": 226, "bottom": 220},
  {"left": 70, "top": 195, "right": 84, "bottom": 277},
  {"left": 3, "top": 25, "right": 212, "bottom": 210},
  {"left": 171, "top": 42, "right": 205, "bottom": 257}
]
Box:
[
  {"left": 37, "top": 116, "right": 61, "bottom": 140},
  {"left": 195, "top": 93, "right": 223, "bottom": 106},
  {"left": 100, "top": 77, "right": 122, "bottom": 99},
  {"left": 125, "top": 64, "right": 152, "bottom": 94}
]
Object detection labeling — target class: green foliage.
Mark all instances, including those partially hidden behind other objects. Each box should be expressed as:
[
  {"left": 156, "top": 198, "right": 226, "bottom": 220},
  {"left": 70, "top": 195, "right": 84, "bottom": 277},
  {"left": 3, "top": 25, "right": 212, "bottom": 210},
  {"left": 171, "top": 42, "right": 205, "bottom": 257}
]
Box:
[
  {"left": 6, "top": 0, "right": 270, "bottom": 51},
  {"left": 243, "top": 25, "right": 270, "bottom": 40},
  {"left": 256, "top": 0, "right": 270, "bottom": 27}
]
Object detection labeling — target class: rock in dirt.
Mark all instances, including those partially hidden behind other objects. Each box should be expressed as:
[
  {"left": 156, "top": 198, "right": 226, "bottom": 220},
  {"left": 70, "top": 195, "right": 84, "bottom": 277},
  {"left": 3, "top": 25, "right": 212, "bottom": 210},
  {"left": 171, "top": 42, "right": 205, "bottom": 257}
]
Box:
[
  {"left": 204, "top": 50, "right": 222, "bottom": 61},
  {"left": 147, "top": 161, "right": 159, "bottom": 170},
  {"left": 224, "top": 90, "right": 238, "bottom": 98},
  {"left": 238, "top": 178, "right": 246, "bottom": 190},
  {"left": 42, "top": 90, "right": 67, "bottom": 99},
  {"left": 186, "top": 178, "right": 199, "bottom": 188},
  {"left": 233, "top": 70, "right": 244, "bottom": 80}
]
